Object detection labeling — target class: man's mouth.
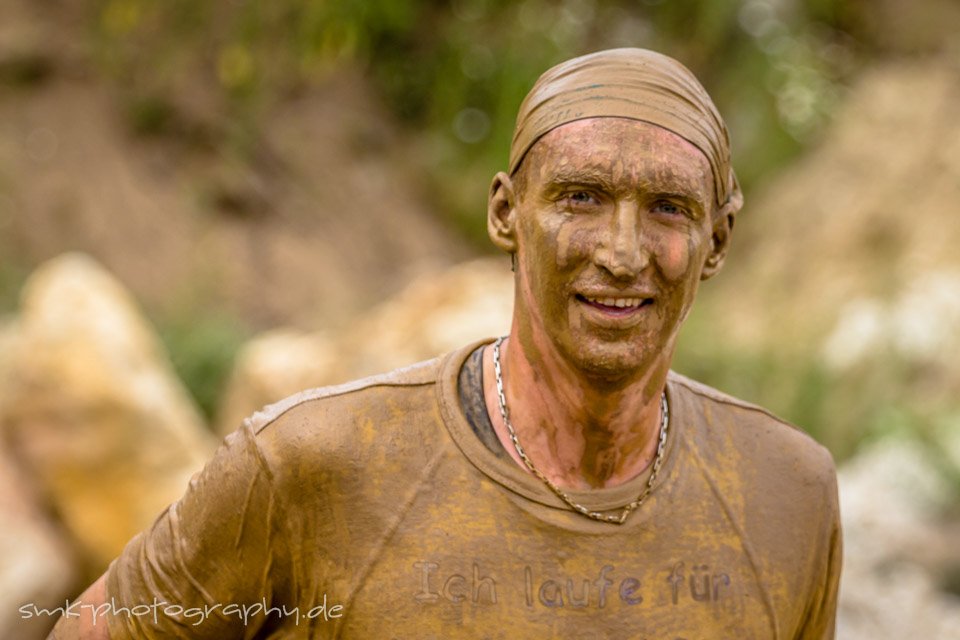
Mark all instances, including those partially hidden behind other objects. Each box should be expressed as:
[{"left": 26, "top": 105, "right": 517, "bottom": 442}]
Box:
[{"left": 576, "top": 294, "right": 654, "bottom": 316}]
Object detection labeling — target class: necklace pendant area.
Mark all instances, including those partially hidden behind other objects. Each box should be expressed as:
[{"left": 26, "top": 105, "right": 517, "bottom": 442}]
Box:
[{"left": 491, "top": 336, "right": 669, "bottom": 524}]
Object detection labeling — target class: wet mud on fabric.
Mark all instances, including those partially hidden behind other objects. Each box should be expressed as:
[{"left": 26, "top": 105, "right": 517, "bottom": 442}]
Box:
[{"left": 104, "top": 341, "right": 841, "bottom": 639}]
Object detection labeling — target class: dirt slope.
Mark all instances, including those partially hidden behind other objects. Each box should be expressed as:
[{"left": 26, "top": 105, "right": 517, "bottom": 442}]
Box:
[{"left": 0, "top": 1, "right": 470, "bottom": 329}]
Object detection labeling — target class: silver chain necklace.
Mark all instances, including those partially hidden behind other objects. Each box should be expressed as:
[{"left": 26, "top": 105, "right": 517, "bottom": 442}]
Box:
[{"left": 492, "top": 336, "right": 669, "bottom": 525}]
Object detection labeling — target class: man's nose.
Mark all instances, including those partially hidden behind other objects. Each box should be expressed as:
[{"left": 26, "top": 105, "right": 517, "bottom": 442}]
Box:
[{"left": 594, "top": 202, "right": 649, "bottom": 279}]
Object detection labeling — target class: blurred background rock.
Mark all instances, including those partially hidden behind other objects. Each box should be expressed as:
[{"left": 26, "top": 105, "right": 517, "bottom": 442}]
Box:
[{"left": 0, "top": 0, "right": 957, "bottom": 637}]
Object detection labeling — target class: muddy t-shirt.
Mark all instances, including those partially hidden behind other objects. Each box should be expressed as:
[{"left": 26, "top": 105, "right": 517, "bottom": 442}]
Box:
[{"left": 105, "top": 339, "right": 841, "bottom": 639}]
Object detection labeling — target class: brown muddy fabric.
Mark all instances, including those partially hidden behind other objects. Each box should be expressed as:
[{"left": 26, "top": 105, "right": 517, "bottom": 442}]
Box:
[
  {"left": 106, "top": 339, "right": 840, "bottom": 639},
  {"left": 509, "top": 48, "right": 743, "bottom": 211},
  {"left": 457, "top": 344, "right": 508, "bottom": 459}
]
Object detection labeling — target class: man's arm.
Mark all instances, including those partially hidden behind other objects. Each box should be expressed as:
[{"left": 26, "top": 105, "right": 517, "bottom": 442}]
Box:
[
  {"left": 799, "top": 459, "right": 843, "bottom": 639},
  {"left": 48, "top": 574, "right": 110, "bottom": 640},
  {"left": 46, "top": 420, "right": 287, "bottom": 639}
]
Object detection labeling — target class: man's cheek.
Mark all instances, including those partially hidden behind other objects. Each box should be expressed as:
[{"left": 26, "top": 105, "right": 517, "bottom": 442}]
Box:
[
  {"left": 655, "top": 234, "right": 692, "bottom": 281},
  {"left": 555, "top": 221, "right": 577, "bottom": 269},
  {"left": 558, "top": 225, "right": 600, "bottom": 268}
]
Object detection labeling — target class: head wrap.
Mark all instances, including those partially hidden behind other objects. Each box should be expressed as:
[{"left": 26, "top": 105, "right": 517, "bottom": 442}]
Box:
[{"left": 509, "top": 48, "right": 743, "bottom": 212}]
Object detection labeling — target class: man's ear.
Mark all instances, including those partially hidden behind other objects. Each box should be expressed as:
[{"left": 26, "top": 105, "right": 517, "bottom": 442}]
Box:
[
  {"left": 700, "top": 204, "right": 736, "bottom": 281},
  {"left": 487, "top": 171, "right": 519, "bottom": 253}
]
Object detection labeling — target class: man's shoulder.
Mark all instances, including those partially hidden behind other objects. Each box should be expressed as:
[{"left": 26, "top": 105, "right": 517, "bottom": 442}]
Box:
[
  {"left": 221, "top": 355, "right": 452, "bottom": 479},
  {"left": 244, "top": 355, "right": 443, "bottom": 437},
  {"left": 668, "top": 370, "right": 836, "bottom": 479},
  {"left": 668, "top": 369, "right": 794, "bottom": 423}
]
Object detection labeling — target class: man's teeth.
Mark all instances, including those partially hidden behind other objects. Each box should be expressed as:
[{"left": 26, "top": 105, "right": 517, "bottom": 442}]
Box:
[{"left": 587, "top": 297, "right": 644, "bottom": 308}]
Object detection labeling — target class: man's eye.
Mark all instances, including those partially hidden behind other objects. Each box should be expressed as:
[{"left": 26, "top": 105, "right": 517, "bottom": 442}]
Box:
[
  {"left": 654, "top": 201, "right": 685, "bottom": 216},
  {"left": 565, "top": 191, "right": 600, "bottom": 208}
]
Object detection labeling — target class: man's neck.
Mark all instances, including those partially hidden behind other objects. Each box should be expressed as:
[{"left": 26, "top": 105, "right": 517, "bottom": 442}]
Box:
[{"left": 482, "top": 333, "right": 672, "bottom": 490}]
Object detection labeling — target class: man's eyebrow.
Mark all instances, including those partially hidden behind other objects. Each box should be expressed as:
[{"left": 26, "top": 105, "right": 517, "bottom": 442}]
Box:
[
  {"left": 654, "top": 190, "right": 703, "bottom": 203},
  {"left": 545, "top": 170, "right": 706, "bottom": 202},
  {"left": 542, "top": 168, "right": 616, "bottom": 190}
]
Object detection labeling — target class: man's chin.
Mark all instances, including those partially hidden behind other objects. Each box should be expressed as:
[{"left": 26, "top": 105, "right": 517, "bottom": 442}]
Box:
[{"left": 564, "top": 341, "right": 658, "bottom": 385}]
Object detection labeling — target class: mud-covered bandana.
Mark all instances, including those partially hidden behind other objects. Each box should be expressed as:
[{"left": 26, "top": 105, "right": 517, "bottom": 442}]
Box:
[{"left": 509, "top": 48, "right": 743, "bottom": 212}]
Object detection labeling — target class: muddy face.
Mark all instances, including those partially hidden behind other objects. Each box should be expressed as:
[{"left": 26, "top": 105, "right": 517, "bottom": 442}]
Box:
[{"left": 499, "top": 118, "right": 723, "bottom": 383}]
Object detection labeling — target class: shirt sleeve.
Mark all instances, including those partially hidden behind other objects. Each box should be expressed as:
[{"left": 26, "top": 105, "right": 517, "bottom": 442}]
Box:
[
  {"left": 797, "top": 461, "right": 843, "bottom": 640},
  {"left": 105, "top": 421, "right": 289, "bottom": 639}
]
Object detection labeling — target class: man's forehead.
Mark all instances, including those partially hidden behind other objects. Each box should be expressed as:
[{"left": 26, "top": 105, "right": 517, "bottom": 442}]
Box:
[
  {"left": 508, "top": 48, "right": 741, "bottom": 211},
  {"left": 525, "top": 117, "right": 714, "bottom": 198}
]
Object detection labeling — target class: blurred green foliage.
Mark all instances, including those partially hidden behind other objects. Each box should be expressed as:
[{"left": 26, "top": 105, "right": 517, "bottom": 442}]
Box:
[
  {"left": 0, "top": 262, "right": 28, "bottom": 315},
  {"left": 87, "top": 0, "right": 861, "bottom": 244},
  {"left": 676, "top": 304, "right": 960, "bottom": 467},
  {"left": 156, "top": 311, "right": 250, "bottom": 422}
]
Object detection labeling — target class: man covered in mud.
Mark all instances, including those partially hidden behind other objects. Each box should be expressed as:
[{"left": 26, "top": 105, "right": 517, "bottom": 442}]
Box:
[{"left": 53, "top": 48, "right": 841, "bottom": 639}]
